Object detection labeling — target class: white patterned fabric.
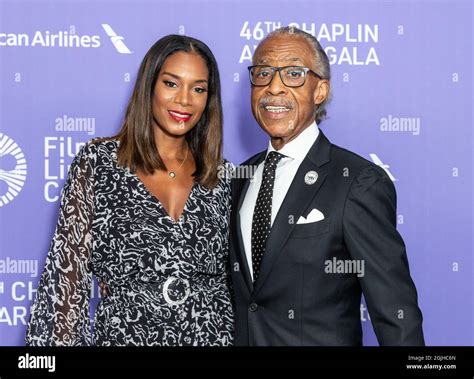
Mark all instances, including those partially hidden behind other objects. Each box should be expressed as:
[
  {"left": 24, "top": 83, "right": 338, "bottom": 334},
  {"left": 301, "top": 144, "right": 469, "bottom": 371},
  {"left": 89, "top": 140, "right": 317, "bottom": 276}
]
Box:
[{"left": 26, "top": 139, "right": 234, "bottom": 346}]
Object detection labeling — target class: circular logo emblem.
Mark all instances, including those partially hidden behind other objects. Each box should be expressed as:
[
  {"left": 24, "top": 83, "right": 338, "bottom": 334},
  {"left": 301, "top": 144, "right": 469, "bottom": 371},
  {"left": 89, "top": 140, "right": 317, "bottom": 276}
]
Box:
[
  {"left": 0, "top": 134, "right": 27, "bottom": 207},
  {"left": 304, "top": 170, "right": 318, "bottom": 185}
]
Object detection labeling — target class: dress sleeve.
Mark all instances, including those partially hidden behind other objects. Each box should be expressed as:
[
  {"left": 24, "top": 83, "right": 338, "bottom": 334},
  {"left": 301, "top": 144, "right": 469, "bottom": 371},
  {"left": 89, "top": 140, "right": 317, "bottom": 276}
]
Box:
[{"left": 25, "top": 142, "right": 95, "bottom": 346}]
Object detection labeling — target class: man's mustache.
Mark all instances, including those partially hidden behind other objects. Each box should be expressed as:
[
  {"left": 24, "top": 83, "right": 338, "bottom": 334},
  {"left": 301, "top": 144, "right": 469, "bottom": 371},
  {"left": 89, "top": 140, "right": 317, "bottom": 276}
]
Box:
[{"left": 259, "top": 97, "right": 294, "bottom": 109}]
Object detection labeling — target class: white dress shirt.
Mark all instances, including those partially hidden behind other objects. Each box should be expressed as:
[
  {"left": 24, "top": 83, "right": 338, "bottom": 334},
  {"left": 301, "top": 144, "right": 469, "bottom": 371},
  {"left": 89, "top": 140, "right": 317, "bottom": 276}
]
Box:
[{"left": 239, "top": 121, "right": 320, "bottom": 280}]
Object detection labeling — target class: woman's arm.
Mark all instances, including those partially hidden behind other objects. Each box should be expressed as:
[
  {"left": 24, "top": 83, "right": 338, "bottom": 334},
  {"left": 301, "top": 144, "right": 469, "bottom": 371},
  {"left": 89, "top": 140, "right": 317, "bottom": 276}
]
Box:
[{"left": 25, "top": 142, "right": 95, "bottom": 346}]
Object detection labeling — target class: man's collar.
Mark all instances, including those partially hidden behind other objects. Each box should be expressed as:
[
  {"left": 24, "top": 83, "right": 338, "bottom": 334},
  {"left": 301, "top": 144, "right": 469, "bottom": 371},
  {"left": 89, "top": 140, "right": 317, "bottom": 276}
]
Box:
[{"left": 266, "top": 121, "right": 319, "bottom": 161}]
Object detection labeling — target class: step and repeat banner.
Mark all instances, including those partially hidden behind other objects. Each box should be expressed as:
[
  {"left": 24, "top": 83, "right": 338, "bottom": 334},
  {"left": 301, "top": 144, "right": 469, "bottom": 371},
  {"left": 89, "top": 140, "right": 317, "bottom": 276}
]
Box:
[{"left": 0, "top": 0, "right": 472, "bottom": 346}]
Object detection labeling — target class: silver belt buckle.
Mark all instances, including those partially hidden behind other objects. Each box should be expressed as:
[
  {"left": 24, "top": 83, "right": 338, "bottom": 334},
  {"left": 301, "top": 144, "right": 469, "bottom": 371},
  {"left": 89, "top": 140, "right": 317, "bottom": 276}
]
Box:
[{"left": 162, "top": 276, "right": 190, "bottom": 306}]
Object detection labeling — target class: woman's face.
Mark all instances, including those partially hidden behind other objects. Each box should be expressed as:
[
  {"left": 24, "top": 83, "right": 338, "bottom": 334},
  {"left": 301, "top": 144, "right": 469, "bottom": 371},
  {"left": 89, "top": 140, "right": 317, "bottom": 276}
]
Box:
[{"left": 152, "top": 51, "right": 209, "bottom": 137}]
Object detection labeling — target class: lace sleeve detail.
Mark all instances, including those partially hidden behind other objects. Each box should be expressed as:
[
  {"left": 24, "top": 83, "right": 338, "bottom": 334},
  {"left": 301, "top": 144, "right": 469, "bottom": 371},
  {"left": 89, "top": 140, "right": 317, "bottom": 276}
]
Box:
[{"left": 25, "top": 142, "right": 95, "bottom": 346}]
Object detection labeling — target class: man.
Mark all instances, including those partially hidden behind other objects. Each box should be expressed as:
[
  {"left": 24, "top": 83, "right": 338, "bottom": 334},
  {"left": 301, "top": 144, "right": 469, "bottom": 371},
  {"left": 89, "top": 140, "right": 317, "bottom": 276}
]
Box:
[{"left": 229, "top": 26, "right": 424, "bottom": 346}]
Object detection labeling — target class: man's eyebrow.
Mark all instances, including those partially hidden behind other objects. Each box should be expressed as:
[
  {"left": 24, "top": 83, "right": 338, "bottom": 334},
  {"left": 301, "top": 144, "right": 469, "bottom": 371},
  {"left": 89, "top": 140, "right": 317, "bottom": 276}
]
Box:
[{"left": 161, "top": 71, "right": 208, "bottom": 83}]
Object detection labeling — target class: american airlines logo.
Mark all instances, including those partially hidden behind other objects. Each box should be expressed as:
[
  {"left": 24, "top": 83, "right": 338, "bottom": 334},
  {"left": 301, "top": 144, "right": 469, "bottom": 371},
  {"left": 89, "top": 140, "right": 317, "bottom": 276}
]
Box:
[
  {"left": 0, "top": 29, "right": 100, "bottom": 48},
  {"left": 0, "top": 134, "right": 27, "bottom": 207},
  {"left": 369, "top": 153, "right": 397, "bottom": 181},
  {"left": 0, "top": 24, "right": 132, "bottom": 53},
  {"left": 101, "top": 24, "right": 132, "bottom": 54}
]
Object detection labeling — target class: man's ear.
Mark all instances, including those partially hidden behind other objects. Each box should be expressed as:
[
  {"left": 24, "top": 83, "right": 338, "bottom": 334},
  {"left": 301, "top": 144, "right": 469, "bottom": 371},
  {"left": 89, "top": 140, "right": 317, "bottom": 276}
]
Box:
[{"left": 314, "top": 80, "right": 330, "bottom": 105}]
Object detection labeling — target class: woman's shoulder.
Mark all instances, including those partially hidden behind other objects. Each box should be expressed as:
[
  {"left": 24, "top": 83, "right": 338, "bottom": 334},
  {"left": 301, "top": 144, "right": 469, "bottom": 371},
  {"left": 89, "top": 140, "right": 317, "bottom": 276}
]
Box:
[
  {"left": 71, "top": 137, "right": 120, "bottom": 171},
  {"left": 79, "top": 137, "right": 120, "bottom": 160},
  {"left": 213, "top": 158, "right": 234, "bottom": 194},
  {"left": 222, "top": 158, "right": 235, "bottom": 171},
  {"left": 88, "top": 136, "right": 119, "bottom": 153},
  {"left": 218, "top": 159, "right": 235, "bottom": 182}
]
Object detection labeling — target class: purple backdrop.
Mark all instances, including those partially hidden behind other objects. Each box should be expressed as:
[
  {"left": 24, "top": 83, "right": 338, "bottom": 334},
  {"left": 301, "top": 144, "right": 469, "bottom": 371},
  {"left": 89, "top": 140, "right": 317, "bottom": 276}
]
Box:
[{"left": 0, "top": 0, "right": 472, "bottom": 346}]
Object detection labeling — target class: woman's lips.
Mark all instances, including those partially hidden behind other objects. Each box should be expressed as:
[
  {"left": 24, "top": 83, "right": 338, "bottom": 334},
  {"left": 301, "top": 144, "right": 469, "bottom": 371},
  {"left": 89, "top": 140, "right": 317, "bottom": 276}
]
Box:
[{"left": 168, "top": 110, "right": 192, "bottom": 123}]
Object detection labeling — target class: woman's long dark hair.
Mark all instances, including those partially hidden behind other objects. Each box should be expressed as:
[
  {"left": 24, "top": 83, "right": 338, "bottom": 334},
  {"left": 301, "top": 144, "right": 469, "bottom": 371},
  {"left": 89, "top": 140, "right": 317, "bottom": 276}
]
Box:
[{"left": 113, "top": 34, "right": 223, "bottom": 188}]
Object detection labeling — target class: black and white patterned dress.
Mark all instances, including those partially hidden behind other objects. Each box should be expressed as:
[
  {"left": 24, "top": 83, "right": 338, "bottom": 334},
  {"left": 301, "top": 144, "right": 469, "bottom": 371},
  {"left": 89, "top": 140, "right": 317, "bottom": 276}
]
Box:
[{"left": 25, "top": 139, "right": 234, "bottom": 346}]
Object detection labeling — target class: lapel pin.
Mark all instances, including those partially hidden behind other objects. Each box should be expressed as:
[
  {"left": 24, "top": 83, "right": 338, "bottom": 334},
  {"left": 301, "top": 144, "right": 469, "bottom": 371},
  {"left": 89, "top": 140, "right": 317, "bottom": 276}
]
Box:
[{"left": 304, "top": 171, "right": 318, "bottom": 185}]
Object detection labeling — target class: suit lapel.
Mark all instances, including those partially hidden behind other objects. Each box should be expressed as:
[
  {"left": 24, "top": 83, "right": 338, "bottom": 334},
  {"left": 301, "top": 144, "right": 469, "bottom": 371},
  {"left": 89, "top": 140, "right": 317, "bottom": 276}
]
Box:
[{"left": 252, "top": 131, "right": 332, "bottom": 296}]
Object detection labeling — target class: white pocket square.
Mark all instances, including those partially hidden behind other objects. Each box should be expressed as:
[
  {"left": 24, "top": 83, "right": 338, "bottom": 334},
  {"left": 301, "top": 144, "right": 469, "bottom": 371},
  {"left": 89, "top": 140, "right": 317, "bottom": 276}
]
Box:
[{"left": 296, "top": 208, "right": 325, "bottom": 224}]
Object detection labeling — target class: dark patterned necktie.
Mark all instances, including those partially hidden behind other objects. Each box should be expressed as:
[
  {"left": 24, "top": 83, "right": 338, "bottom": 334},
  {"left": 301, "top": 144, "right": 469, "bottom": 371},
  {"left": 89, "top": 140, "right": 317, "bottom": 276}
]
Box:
[{"left": 251, "top": 151, "right": 284, "bottom": 281}]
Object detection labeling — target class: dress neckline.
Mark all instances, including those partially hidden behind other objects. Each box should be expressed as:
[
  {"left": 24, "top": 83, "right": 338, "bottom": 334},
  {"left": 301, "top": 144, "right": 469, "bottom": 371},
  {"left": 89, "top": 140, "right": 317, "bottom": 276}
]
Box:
[
  {"left": 127, "top": 168, "right": 196, "bottom": 224},
  {"left": 111, "top": 140, "right": 196, "bottom": 224}
]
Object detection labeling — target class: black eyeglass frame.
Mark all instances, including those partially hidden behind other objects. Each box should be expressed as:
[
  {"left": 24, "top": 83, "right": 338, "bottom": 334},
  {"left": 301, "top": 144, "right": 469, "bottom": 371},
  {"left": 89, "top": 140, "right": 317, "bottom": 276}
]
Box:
[{"left": 247, "top": 65, "right": 322, "bottom": 87}]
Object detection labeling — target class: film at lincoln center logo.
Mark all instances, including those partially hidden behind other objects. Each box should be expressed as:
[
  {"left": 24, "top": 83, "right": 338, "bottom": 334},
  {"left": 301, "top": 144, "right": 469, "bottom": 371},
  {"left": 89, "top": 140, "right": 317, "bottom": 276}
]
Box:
[{"left": 0, "top": 134, "right": 27, "bottom": 207}]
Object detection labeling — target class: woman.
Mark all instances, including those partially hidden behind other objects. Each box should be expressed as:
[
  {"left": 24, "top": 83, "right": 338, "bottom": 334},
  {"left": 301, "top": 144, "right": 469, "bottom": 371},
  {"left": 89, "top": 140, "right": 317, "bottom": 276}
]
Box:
[{"left": 25, "top": 35, "right": 234, "bottom": 346}]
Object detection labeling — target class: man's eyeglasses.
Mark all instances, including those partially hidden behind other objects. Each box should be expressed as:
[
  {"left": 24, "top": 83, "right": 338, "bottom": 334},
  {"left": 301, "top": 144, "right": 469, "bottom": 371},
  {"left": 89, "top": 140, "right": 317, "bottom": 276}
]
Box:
[{"left": 248, "top": 65, "right": 322, "bottom": 88}]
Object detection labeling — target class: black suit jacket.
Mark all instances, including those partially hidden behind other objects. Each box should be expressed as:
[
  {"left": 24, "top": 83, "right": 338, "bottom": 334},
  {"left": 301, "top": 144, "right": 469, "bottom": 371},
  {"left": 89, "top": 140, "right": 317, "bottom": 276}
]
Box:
[{"left": 229, "top": 130, "right": 424, "bottom": 346}]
